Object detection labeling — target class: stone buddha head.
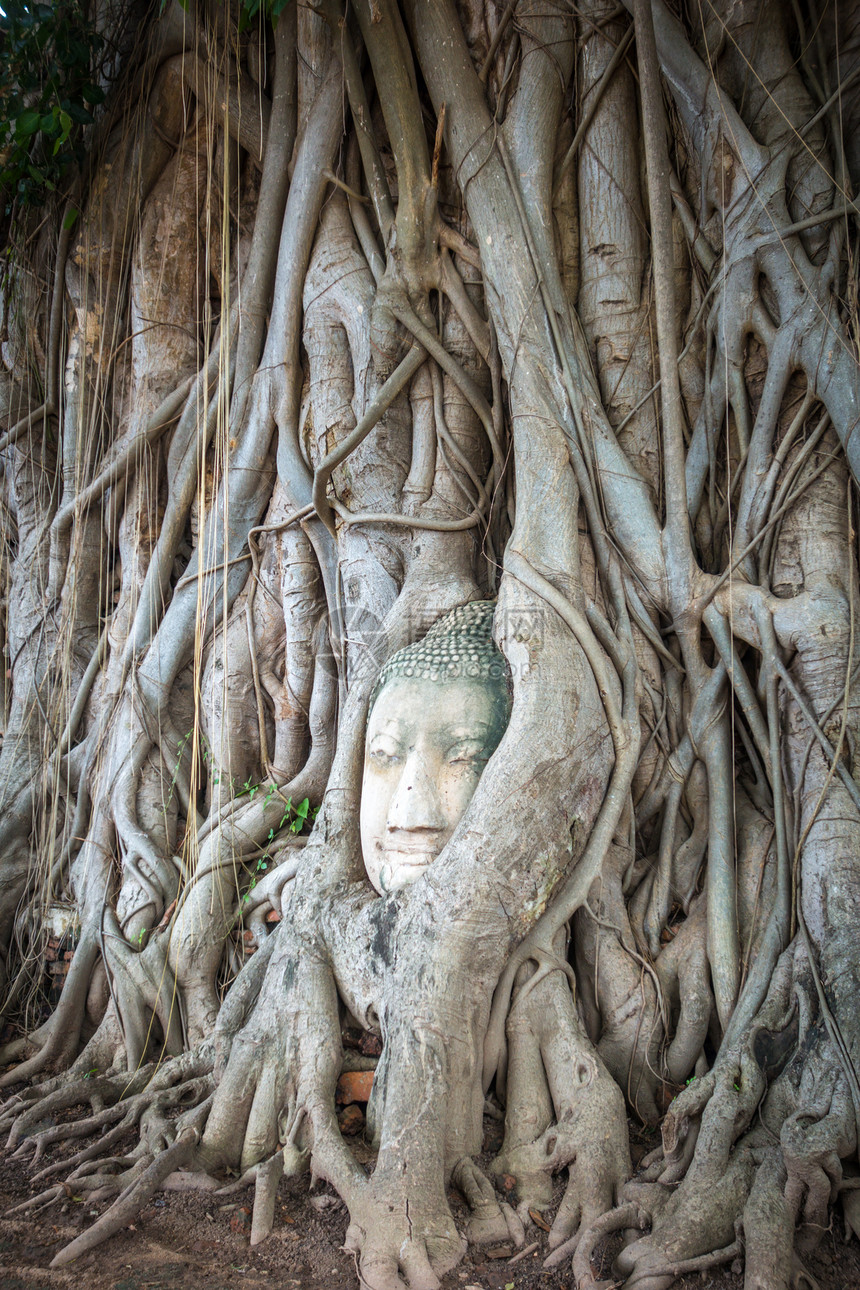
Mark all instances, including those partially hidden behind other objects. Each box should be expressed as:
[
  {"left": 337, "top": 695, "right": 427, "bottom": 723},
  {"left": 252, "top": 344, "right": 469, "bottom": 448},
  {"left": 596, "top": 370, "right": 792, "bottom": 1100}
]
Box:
[{"left": 360, "top": 601, "right": 511, "bottom": 895}]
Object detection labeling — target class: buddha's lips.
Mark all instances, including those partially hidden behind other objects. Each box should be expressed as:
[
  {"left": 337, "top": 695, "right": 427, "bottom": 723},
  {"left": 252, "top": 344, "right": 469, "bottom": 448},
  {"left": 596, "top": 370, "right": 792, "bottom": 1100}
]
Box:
[
  {"left": 382, "top": 847, "right": 438, "bottom": 863},
  {"left": 383, "top": 836, "right": 443, "bottom": 857},
  {"left": 385, "top": 849, "right": 435, "bottom": 859}
]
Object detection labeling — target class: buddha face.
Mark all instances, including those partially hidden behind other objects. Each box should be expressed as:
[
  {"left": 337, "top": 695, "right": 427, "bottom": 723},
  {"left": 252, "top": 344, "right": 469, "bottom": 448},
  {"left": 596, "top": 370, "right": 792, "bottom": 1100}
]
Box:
[{"left": 361, "top": 673, "right": 508, "bottom": 894}]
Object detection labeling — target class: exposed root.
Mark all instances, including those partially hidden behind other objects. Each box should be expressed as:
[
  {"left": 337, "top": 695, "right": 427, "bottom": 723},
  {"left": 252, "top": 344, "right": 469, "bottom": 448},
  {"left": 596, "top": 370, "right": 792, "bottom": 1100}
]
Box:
[
  {"left": 589, "top": 935, "right": 860, "bottom": 1288},
  {"left": 5, "top": 1066, "right": 156, "bottom": 1150},
  {"left": 492, "top": 952, "right": 631, "bottom": 1246},
  {"left": 452, "top": 1156, "right": 524, "bottom": 1248},
  {"left": 568, "top": 1201, "right": 647, "bottom": 1287},
  {"left": 341, "top": 1185, "right": 466, "bottom": 1290},
  {"left": 49, "top": 1124, "right": 200, "bottom": 1267},
  {"left": 623, "top": 1238, "right": 741, "bottom": 1284},
  {"left": 0, "top": 1046, "right": 221, "bottom": 1261},
  {"left": 250, "top": 1150, "right": 284, "bottom": 1245}
]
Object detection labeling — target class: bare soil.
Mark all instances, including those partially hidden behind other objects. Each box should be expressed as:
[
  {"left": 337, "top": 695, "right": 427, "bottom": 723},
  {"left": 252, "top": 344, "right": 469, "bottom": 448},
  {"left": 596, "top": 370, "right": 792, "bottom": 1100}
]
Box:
[{"left": 0, "top": 1119, "right": 856, "bottom": 1290}]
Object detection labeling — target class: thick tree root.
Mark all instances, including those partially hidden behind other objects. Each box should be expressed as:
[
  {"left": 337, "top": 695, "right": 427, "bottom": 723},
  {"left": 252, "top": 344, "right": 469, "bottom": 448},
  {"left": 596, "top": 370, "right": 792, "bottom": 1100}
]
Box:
[
  {"left": 49, "top": 1126, "right": 198, "bottom": 1267},
  {"left": 491, "top": 950, "right": 631, "bottom": 1249},
  {"left": 596, "top": 943, "right": 860, "bottom": 1289},
  {"left": 0, "top": 1050, "right": 216, "bottom": 1245},
  {"left": 250, "top": 1150, "right": 284, "bottom": 1245},
  {"left": 568, "top": 1201, "right": 647, "bottom": 1287},
  {"left": 342, "top": 1189, "right": 466, "bottom": 1290},
  {"left": 452, "top": 1156, "right": 525, "bottom": 1248}
]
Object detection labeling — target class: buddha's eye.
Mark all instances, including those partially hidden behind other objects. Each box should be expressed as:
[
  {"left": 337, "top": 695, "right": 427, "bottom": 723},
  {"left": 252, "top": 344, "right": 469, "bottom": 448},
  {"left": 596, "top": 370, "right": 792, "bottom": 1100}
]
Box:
[
  {"left": 447, "top": 744, "right": 488, "bottom": 768},
  {"left": 369, "top": 742, "right": 402, "bottom": 768}
]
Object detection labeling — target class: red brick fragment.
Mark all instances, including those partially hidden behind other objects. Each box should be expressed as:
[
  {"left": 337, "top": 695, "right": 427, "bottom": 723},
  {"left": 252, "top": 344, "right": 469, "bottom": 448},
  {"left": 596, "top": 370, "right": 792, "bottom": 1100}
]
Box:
[
  {"left": 337, "top": 1104, "right": 365, "bottom": 1135},
  {"left": 336, "top": 1070, "right": 374, "bottom": 1105},
  {"left": 229, "top": 1206, "right": 252, "bottom": 1233}
]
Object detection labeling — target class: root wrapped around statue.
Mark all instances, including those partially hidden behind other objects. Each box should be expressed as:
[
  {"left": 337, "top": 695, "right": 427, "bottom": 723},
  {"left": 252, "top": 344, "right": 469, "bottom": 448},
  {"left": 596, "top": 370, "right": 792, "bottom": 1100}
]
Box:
[{"left": 1, "top": 0, "right": 860, "bottom": 1286}]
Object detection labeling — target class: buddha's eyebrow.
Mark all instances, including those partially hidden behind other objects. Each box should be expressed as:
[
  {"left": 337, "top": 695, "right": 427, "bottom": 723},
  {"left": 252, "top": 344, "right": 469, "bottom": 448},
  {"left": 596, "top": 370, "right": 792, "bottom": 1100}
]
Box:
[
  {"left": 441, "top": 723, "right": 493, "bottom": 740},
  {"left": 370, "top": 720, "right": 407, "bottom": 737}
]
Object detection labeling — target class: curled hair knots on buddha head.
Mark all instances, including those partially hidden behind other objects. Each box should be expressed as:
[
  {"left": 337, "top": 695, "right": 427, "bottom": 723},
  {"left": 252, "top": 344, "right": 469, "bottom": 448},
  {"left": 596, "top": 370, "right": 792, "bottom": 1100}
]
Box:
[{"left": 370, "top": 600, "right": 512, "bottom": 713}]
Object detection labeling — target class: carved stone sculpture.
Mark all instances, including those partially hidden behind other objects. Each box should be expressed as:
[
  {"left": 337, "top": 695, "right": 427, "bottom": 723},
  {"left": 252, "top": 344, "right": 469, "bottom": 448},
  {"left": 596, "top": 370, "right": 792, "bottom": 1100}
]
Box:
[{"left": 360, "top": 601, "right": 511, "bottom": 894}]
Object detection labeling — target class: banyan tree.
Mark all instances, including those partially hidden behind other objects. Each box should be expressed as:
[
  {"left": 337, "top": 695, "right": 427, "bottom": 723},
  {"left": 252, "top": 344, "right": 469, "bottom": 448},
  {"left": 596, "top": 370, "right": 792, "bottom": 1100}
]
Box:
[{"left": 1, "top": 0, "right": 860, "bottom": 1286}]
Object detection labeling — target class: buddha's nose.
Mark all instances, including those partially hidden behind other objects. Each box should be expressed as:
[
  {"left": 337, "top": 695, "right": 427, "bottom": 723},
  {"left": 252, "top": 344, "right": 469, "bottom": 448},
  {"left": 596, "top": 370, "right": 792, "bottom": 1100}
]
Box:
[{"left": 387, "top": 752, "right": 446, "bottom": 833}]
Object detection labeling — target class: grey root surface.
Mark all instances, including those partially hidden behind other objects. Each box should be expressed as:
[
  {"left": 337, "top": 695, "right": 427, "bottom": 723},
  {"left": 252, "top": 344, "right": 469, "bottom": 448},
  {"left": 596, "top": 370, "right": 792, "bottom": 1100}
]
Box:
[{"left": 0, "top": 0, "right": 860, "bottom": 1287}]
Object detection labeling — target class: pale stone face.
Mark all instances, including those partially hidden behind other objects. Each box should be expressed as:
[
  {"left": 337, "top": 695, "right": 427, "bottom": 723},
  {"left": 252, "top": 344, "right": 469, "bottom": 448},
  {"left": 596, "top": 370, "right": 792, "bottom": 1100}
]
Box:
[{"left": 360, "top": 674, "right": 507, "bottom": 894}]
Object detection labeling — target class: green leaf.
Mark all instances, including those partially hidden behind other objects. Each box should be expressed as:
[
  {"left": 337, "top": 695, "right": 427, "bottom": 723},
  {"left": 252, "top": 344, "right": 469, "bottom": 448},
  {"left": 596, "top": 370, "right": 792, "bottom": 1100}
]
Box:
[
  {"left": 69, "top": 38, "right": 91, "bottom": 64},
  {"left": 66, "top": 102, "right": 93, "bottom": 125},
  {"left": 15, "top": 109, "right": 41, "bottom": 137},
  {"left": 54, "top": 108, "right": 73, "bottom": 152}
]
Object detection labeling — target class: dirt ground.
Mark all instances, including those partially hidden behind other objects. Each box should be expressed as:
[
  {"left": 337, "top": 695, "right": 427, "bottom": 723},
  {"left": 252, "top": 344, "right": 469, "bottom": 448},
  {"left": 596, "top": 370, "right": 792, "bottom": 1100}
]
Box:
[{"left": 0, "top": 1118, "right": 857, "bottom": 1290}]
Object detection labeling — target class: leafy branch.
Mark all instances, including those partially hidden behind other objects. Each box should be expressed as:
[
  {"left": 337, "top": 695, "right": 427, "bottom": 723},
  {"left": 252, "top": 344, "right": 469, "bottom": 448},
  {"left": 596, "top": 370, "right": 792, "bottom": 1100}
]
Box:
[{"left": 0, "top": 1, "right": 105, "bottom": 211}]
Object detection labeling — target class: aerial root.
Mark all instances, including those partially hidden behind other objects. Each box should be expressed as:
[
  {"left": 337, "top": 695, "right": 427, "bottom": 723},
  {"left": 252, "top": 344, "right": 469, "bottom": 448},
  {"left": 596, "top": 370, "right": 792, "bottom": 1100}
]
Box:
[
  {"left": 501, "top": 1200, "right": 526, "bottom": 1246},
  {"left": 492, "top": 948, "right": 632, "bottom": 1245},
  {"left": 356, "top": 1234, "right": 447, "bottom": 1290},
  {"left": 250, "top": 1150, "right": 283, "bottom": 1244},
  {"left": 653, "top": 1115, "right": 700, "bottom": 1186}
]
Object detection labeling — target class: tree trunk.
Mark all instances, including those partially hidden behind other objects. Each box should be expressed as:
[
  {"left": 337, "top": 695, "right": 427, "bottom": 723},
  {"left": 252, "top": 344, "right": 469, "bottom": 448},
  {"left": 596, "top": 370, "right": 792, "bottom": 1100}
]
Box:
[{"left": 1, "top": 1, "right": 860, "bottom": 1287}]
